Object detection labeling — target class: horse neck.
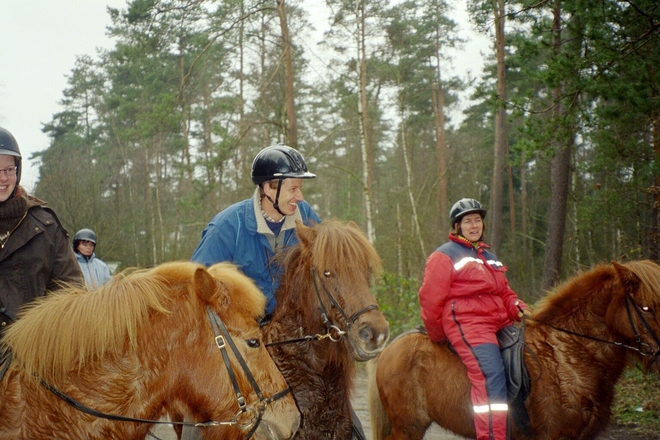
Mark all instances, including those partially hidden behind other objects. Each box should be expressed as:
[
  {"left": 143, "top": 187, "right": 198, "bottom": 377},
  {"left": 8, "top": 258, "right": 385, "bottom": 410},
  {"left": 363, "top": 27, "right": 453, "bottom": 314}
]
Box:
[{"left": 533, "top": 270, "right": 630, "bottom": 376}]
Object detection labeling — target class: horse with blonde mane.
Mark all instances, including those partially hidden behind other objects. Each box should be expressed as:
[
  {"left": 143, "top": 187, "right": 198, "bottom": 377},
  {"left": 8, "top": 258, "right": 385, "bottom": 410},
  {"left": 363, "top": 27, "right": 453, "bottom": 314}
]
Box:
[
  {"left": 368, "top": 260, "right": 660, "bottom": 440},
  {"left": 0, "top": 261, "right": 299, "bottom": 440}
]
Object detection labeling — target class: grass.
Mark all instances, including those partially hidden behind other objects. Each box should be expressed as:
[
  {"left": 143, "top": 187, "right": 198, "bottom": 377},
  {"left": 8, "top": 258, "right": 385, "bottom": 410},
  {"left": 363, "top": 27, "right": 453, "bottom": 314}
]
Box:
[{"left": 610, "top": 365, "right": 660, "bottom": 436}]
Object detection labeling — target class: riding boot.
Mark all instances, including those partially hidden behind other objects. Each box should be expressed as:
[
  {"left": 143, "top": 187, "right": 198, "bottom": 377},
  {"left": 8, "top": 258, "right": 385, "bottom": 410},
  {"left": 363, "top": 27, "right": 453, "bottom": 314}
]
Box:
[
  {"left": 350, "top": 406, "right": 367, "bottom": 440},
  {"left": 179, "top": 418, "right": 203, "bottom": 440}
]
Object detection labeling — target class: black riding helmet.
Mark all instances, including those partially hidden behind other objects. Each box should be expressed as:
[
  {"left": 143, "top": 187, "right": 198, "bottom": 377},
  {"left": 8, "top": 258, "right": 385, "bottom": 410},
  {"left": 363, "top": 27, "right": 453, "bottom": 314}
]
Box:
[
  {"left": 0, "top": 126, "right": 22, "bottom": 192},
  {"left": 251, "top": 144, "right": 316, "bottom": 215},
  {"left": 449, "top": 198, "right": 487, "bottom": 227},
  {"left": 73, "top": 228, "right": 97, "bottom": 252}
]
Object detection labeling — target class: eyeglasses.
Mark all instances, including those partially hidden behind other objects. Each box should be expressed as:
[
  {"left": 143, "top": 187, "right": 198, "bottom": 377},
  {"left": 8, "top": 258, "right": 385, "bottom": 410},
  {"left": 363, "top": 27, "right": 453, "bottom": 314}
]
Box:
[{"left": 0, "top": 166, "right": 18, "bottom": 177}]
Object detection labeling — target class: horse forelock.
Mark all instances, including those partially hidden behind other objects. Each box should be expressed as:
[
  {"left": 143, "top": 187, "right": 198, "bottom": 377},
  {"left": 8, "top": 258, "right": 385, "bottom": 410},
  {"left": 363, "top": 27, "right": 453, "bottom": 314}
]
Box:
[
  {"left": 2, "top": 263, "right": 205, "bottom": 384},
  {"left": 309, "top": 220, "right": 382, "bottom": 280},
  {"left": 206, "top": 262, "right": 268, "bottom": 322},
  {"left": 621, "top": 260, "right": 660, "bottom": 306}
]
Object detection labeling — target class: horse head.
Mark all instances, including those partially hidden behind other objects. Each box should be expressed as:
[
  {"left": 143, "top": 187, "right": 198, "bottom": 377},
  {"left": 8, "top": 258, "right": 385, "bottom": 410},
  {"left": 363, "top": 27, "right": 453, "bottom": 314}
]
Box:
[
  {"left": 611, "top": 260, "right": 660, "bottom": 373},
  {"left": 165, "top": 262, "right": 301, "bottom": 440},
  {"left": 293, "top": 220, "right": 390, "bottom": 361}
]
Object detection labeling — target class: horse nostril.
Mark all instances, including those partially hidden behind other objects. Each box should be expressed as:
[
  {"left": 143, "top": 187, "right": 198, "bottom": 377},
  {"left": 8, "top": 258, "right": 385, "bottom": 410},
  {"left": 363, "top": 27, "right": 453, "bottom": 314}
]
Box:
[{"left": 358, "top": 325, "right": 373, "bottom": 343}]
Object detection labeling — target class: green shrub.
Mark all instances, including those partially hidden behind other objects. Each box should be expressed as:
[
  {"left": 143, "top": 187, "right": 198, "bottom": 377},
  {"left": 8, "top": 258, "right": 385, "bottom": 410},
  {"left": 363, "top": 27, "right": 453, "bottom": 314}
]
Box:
[{"left": 375, "top": 272, "right": 423, "bottom": 337}]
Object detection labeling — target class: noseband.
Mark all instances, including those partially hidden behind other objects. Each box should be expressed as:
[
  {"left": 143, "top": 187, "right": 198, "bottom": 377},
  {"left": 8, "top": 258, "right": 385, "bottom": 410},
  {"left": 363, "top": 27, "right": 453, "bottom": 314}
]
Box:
[
  {"left": 266, "top": 266, "right": 379, "bottom": 347},
  {"left": 29, "top": 306, "right": 291, "bottom": 438}
]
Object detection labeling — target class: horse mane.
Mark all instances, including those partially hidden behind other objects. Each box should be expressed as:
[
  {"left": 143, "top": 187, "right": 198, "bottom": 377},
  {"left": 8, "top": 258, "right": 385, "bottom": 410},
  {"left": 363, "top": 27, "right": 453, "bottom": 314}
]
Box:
[
  {"left": 2, "top": 262, "right": 204, "bottom": 383},
  {"left": 533, "top": 260, "right": 660, "bottom": 327},
  {"left": 285, "top": 219, "right": 382, "bottom": 277}
]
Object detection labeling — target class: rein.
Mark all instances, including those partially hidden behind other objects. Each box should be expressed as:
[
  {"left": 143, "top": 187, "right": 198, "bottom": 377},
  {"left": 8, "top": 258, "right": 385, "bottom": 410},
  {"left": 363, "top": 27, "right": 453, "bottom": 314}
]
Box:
[
  {"left": 266, "top": 266, "right": 379, "bottom": 348},
  {"left": 35, "top": 306, "right": 291, "bottom": 438},
  {"left": 525, "top": 294, "right": 660, "bottom": 359}
]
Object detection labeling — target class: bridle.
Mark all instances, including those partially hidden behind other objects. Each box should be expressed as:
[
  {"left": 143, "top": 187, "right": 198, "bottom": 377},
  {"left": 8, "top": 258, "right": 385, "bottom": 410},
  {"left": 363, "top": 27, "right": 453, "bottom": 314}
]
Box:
[
  {"left": 266, "top": 266, "right": 379, "bottom": 347},
  {"left": 32, "top": 305, "right": 291, "bottom": 439},
  {"left": 526, "top": 294, "right": 660, "bottom": 359}
]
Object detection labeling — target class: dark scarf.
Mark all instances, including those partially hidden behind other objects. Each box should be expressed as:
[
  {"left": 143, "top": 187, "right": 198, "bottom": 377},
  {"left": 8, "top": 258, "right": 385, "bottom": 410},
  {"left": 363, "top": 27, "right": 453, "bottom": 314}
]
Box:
[{"left": 0, "top": 188, "right": 29, "bottom": 246}]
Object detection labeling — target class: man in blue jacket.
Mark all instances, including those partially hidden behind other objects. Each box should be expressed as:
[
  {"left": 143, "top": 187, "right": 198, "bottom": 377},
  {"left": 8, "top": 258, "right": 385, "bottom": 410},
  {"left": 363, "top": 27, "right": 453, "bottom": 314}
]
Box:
[{"left": 191, "top": 144, "right": 320, "bottom": 319}]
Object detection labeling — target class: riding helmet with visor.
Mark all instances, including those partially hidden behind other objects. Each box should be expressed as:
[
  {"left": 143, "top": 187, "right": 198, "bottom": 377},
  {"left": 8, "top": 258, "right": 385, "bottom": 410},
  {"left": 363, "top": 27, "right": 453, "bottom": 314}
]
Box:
[
  {"left": 0, "top": 126, "right": 22, "bottom": 188},
  {"left": 251, "top": 144, "right": 316, "bottom": 185},
  {"left": 73, "top": 228, "right": 97, "bottom": 251},
  {"left": 449, "top": 198, "right": 487, "bottom": 227},
  {"left": 251, "top": 145, "right": 316, "bottom": 215}
]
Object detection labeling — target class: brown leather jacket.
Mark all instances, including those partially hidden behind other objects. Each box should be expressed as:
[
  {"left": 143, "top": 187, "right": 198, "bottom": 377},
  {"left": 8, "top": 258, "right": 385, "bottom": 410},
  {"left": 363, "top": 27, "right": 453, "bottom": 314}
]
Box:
[{"left": 0, "top": 193, "right": 83, "bottom": 332}]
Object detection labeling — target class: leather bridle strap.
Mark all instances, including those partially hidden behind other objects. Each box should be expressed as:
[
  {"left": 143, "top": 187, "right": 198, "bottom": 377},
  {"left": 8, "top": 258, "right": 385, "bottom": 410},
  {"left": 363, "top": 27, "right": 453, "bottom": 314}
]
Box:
[
  {"left": 266, "top": 267, "right": 379, "bottom": 348},
  {"left": 311, "top": 266, "right": 379, "bottom": 331},
  {"left": 624, "top": 295, "right": 660, "bottom": 359}
]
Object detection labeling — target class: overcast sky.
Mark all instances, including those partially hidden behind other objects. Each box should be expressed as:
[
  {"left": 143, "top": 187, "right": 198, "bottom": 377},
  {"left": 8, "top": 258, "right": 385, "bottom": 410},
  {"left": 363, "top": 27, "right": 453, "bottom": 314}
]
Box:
[{"left": 0, "top": 0, "right": 489, "bottom": 192}]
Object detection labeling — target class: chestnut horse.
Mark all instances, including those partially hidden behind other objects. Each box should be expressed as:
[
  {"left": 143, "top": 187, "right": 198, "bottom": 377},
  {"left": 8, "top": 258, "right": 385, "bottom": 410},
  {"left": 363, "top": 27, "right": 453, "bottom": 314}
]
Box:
[
  {"left": 368, "top": 260, "right": 660, "bottom": 440},
  {"left": 261, "top": 219, "right": 390, "bottom": 439},
  {"left": 0, "top": 261, "right": 299, "bottom": 440}
]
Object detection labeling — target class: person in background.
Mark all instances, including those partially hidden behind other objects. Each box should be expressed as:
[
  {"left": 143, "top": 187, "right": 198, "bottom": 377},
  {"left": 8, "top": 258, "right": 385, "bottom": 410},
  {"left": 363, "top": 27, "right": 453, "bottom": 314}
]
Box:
[
  {"left": 73, "top": 228, "right": 112, "bottom": 289},
  {"left": 0, "top": 126, "right": 82, "bottom": 335},
  {"left": 418, "top": 198, "right": 529, "bottom": 440},
  {"left": 192, "top": 144, "right": 320, "bottom": 321}
]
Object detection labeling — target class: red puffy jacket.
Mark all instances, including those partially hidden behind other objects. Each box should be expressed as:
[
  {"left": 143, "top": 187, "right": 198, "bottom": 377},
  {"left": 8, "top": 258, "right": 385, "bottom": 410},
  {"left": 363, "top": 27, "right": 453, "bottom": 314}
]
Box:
[{"left": 419, "top": 234, "right": 526, "bottom": 344}]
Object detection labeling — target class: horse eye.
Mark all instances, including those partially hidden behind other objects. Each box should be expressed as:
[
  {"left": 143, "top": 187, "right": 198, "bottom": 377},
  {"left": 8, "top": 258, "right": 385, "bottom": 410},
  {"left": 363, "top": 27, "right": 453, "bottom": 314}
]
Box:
[
  {"left": 641, "top": 306, "right": 651, "bottom": 313},
  {"left": 324, "top": 271, "right": 331, "bottom": 277},
  {"left": 247, "top": 338, "right": 261, "bottom": 348}
]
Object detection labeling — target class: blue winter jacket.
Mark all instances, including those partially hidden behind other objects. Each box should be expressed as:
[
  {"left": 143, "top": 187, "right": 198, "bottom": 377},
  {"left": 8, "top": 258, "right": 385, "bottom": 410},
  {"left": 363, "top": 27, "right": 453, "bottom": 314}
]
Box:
[
  {"left": 191, "top": 188, "right": 321, "bottom": 314},
  {"left": 75, "top": 252, "right": 112, "bottom": 289}
]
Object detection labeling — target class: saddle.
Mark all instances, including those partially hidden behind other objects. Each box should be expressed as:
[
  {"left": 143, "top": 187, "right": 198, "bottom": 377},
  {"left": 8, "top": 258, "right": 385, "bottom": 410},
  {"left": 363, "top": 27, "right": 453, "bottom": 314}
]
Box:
[
  {"left": 497, "top": 324, "right": 532, "bottom": 437},
  {"left": 419, "top": 325, "right": 533, "bottom": 437}
]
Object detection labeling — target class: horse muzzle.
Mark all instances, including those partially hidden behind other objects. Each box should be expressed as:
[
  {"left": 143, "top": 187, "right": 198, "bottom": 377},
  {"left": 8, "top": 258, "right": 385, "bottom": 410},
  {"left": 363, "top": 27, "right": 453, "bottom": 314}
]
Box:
[{"left": 348, "top": 316, "right": 390, "bottom": 361}]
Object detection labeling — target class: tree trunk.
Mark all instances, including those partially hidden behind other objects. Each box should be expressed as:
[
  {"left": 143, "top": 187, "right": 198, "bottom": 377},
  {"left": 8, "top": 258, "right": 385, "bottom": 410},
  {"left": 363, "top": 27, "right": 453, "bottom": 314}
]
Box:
[
  {"left": 400, "top": 112, "right": 426, "bottom": 259},
  {"left": 277, "top": 0, "right": 298, "bottom": 149},
  {"left": 542, "top": 0, "right": 572, "bottom": 290},
  {"left": 432, "top": 1, "right": 448, "bottom": 225},
  {"left": 357, "top": 1, "right": 375, "bottom": 243},
  {"left": 489, "top": 0, "right": 507, "bottom": 254}
]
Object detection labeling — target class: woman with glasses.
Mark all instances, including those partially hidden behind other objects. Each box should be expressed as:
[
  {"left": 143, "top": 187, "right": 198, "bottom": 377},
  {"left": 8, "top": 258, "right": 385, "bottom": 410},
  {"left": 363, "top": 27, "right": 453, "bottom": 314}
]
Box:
[{"left": 0, "top": 126, "right": 82, "bottom": 335}]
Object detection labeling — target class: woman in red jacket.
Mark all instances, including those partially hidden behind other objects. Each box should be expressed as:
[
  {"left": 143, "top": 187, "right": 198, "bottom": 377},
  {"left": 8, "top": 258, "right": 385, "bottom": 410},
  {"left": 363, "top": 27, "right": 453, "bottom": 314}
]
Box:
[{"left": 419, "top": 198, "right": 528, "bottom": 440}]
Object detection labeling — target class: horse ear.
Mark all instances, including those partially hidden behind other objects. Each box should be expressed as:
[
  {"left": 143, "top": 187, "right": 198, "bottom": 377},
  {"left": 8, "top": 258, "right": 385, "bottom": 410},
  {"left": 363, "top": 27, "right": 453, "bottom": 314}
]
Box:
[
  {"left": 347, "top": 220, "right": 360, "bottom": 230},
  {"left": 612, "top": 261, "right": 641, "bottom": 294},
  {"left": 194, "top": 266, "right": 224, "bottom": 304},
  {"left": 296, "top": 219, "right": 316, "bottom": 247}
]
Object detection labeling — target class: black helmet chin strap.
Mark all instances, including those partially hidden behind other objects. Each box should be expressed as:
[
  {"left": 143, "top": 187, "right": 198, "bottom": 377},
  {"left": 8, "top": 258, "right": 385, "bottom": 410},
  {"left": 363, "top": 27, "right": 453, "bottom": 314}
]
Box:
[{"left": 264, "top": 178, "right": 285, "bottom": 216}]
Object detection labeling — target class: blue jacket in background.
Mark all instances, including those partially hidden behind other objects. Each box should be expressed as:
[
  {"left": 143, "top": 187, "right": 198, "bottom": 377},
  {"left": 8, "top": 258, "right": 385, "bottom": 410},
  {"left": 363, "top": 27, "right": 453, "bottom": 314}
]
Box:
[
  {"left": 191, "top": 188, "right": 321, "bottom": 314},
  {"left": 75, "top": 252, "right": 112, "bottom": 289}
]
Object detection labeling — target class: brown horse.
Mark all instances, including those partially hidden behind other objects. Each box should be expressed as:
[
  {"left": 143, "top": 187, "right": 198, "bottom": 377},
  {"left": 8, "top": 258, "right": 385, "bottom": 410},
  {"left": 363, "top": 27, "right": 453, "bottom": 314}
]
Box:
[
  {"left": 261, "top": 219, "right": 390, "bottom": 439},
  {"left": 0, "top": 261, "right": 299, "bottom": 440},
  {"left": 367, "top": 260, "right": 660, "bottom": 440}
]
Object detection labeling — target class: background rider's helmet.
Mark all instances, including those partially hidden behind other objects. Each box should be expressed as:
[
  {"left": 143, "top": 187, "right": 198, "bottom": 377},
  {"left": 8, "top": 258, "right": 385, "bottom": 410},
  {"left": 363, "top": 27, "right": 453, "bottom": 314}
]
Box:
[
  {"left": 251, "top": 144, "right": 316, "bottom": 185},
  {"left": 73, "top": 228, "right": 97, "bottom": 251},
  {"left": 0, "top": 126, "right": 22, "bottom": 187},
  {"left": 449, "top": 198, "right": 487, "bottom": 227}
]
